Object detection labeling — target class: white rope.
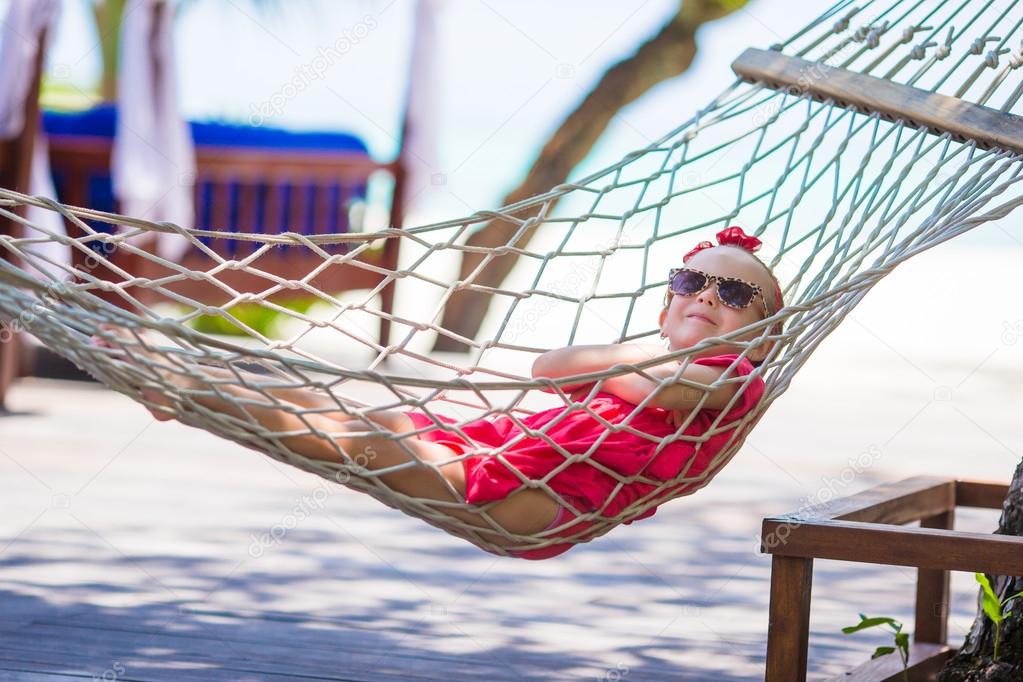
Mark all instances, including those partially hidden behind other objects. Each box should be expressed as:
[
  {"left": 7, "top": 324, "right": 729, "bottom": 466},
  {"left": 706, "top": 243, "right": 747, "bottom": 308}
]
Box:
[{"left": 4, "top": 0, "right": 1023, "bottom": 557}]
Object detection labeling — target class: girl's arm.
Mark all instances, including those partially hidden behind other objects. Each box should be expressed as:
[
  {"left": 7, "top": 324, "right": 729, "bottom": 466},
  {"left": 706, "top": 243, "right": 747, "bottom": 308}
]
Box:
[
  {"left": 532, "top": 344, "right": 738, "bottom": 411},
  {"left": 602, "top": 361, "right": 736, "bottom": 411},
  {"left": 531, "top": 343, "right": 670, "bottom": 379}
]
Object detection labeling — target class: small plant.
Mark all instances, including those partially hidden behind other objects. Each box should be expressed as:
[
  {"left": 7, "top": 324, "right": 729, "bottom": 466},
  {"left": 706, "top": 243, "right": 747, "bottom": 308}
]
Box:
[
  {"left": 975, "top": 572, "right": 1023, "bottom": 661},
  {"left": 841, "top": 613, "right": 909, "bottom": 681},
  {"left": 189, "top": 297, "right": 320, "bottom": 337}
]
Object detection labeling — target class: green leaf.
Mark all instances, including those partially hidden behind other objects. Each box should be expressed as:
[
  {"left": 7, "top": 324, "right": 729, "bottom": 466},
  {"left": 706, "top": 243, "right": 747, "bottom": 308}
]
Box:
[
  {"left": 977, "top": 574, "right": 1003, "bottom": 623},
  {"left": 982, "top": 594, "right": 1003, "bottom": 624},
  {"left": 1002, "top": 590, "right": 1023, "bottom": 608},
  {"left": 872, "top": 646, "right": 895, "bottom": 659},
  {"left": 977, "top": 573, "right": 999, "bottom": 602},
  {"left": 842, "top": 616, "right": 899, "bottom": 634},
  {"left": 894, "top": 632, "right": 909, "bottom": 650},
  {"left": 188, "top": 297, "right": 321, "bottom": 338}
]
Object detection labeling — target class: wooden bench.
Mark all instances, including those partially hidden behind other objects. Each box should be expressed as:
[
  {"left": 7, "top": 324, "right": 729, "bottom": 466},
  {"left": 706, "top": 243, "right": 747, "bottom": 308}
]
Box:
[
  {"left": 761, "top": 476, "right": 1019, "bottom": 680},
  {"left": 44, "top": 125, "right": 404, "bottom": 347}
]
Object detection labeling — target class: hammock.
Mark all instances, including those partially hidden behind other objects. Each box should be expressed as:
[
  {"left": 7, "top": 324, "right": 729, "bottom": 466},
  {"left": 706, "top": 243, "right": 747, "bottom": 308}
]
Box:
[{"left": 4, "top": 0, "right": 1023, "bottom": 558}]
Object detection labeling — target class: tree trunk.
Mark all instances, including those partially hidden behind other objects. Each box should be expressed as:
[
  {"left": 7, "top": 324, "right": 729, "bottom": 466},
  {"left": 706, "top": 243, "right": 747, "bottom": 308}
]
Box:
[
  {"left": 92, "top": 0, "right": 128, "bottom": 101},
  {"left": 939, "top": 458, "right": 1023, "bottom": 681},
  {"left": 432, "top": 0, "right": 746, "bottom": 352}
]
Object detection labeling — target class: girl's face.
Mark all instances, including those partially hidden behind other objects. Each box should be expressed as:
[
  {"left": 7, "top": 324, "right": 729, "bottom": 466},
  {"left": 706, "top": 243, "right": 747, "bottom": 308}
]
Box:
[{"left": 658, "top": 246, "right": 776, "bottom": 361}]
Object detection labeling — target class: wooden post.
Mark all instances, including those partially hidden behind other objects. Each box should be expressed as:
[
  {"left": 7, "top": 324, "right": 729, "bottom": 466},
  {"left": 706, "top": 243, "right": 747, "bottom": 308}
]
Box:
[
  {"left": 765, "top": 555, "right": 813, "bottom": 681},
  {"left": 0, "top": 25, "right": 48, "bottom": 411},
  {"left": 380, "top": 160, "right": 405, "bottom": 350},
  {"left": 383, "top": 39, "right": 415, "bottom": 354},
  {"left": 915, "top": 510, "right": 953, "bottom": 645},
  {"left": 383, "top": 0, "right": 432, "bottom": 352}
]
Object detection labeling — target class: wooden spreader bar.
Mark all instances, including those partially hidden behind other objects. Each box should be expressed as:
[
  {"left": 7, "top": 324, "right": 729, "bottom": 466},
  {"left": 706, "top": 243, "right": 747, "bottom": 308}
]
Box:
[{"left": 732, "top": 47, "right": 1023, "bottom": 155}]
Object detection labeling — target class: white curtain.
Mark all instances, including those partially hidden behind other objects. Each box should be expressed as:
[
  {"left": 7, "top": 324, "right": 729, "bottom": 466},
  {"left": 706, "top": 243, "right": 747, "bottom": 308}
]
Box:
[
  {"left": 399, "top": 0, "right": 442, "bottom": 221},
  {"left": 111, "top": 0, "right": 195, "bottom": 261},
  {"left": 0, "top": 0, "right": 71, "bottom": 281}
]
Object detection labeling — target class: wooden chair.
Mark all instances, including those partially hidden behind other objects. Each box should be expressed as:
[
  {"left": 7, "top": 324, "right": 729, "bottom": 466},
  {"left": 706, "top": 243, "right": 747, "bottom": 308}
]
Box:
[
  {"left": 5, "top": 1, "right": 419, "bottom": 406},
  {"left": 761, "top": 476, "right": 1021, "bottom": 681},
  {"left": 44, "top": 125, "right": 405, "bottom": 347},
  {"left": 34, "top": 0, "right": 412, "bottom": 351}
]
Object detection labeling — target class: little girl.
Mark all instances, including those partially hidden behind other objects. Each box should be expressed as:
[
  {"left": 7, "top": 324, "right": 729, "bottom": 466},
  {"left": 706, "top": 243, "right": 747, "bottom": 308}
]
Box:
[{"left": 94, "top": 226, "right": 782, "bottom": 559}]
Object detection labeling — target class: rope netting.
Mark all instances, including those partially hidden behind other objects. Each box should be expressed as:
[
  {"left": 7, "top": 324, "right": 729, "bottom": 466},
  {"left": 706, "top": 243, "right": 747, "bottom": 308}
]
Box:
[{"left": 4, "top": 0, "right": 1023, "bottom": 556}]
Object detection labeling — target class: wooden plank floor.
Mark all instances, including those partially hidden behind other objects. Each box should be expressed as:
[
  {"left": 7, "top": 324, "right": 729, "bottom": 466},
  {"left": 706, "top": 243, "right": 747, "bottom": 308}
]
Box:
[{"left": 0, "top": 377, "right": 1010, "bottom": 681}]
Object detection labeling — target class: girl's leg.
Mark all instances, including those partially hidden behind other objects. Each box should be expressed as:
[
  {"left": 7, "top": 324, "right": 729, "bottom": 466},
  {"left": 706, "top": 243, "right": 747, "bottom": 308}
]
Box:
[
  {"left": 92, "top": 327, "right": 559, "bottom": 545},
  {"left": 303, "top": 410, "right": 560, "bottom": 543}
]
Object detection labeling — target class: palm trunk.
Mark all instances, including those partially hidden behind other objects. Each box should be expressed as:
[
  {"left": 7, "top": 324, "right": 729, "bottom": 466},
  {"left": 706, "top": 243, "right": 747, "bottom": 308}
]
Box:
[
  {"left": 939, "top": 458, "right": 1023, "bottom": 680},
  {"left": 92, "top": 0, "right": 128, "bottom": 101},
  {"left": 433, "top": 0, "right": 746, "bottom": 352}
]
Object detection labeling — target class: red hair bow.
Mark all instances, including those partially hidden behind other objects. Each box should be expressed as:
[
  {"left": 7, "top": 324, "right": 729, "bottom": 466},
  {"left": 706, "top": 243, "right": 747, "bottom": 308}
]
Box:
[{"left": 683, "top": 226, "right": 762, "bottom": 262}]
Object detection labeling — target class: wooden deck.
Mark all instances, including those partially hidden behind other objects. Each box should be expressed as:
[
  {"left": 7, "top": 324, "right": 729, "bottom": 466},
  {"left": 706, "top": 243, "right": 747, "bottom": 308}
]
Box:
[{"left": 0, "top": 377, "right": 1008, "bottom": 681}]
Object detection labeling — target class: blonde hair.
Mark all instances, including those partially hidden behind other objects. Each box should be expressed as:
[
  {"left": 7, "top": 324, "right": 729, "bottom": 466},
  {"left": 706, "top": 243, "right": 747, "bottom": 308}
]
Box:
[
  {"left": 662, "top": 245, "right": 784, "bottom": 315},
  {"left": 661, "top": 246, "right": 785, "bottom": 365}
]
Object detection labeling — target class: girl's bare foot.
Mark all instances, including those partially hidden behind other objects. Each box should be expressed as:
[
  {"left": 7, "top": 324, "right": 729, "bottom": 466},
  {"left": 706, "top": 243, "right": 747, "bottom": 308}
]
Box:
[{"left": 89, "top": 324, "right": 177, "bottom": 421}]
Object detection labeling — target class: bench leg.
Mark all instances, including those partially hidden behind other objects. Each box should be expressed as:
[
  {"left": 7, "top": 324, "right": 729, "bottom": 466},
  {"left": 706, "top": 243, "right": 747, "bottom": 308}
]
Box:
[
  {"left": 915, "top": 510, "right": 953, "bottom": 644},
  {"left": 766, "top": 555, "right": 813, "bottom": 681},
  {"left": 0, "top": 330, "right": 18, "bottom": 412}
]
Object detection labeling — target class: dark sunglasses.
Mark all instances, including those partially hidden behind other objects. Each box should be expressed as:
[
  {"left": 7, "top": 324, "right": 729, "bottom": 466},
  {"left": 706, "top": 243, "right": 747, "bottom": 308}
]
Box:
[{"left": 667, "top": 267, "right": 768, "bottom": 316}]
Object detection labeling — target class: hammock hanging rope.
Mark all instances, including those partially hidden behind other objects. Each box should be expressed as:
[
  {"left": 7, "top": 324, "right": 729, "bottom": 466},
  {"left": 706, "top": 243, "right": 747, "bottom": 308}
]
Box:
[{"left": 4, "top": 0, "right": 1023, "bottom": 557}]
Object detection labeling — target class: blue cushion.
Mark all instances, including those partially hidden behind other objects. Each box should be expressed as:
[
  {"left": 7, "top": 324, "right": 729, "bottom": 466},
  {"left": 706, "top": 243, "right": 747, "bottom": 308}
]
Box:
[
  {"left": 42, "top": 104, "right": 368, "bottom": 153},
  {"left": 41, "top": 105, "right": 370, "bottom": 251}
]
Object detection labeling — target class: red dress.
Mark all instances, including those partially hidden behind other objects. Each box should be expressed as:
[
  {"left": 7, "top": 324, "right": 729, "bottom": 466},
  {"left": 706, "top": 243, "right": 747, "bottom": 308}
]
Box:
[{"left": 404, "top": 353, "right": 764, "bottom": 559}]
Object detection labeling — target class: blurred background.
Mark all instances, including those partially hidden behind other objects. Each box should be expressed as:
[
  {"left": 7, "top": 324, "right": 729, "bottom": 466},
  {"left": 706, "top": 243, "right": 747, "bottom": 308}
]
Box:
[{"left": 26, "top": 0, "right": 827, "bottom": 228}]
